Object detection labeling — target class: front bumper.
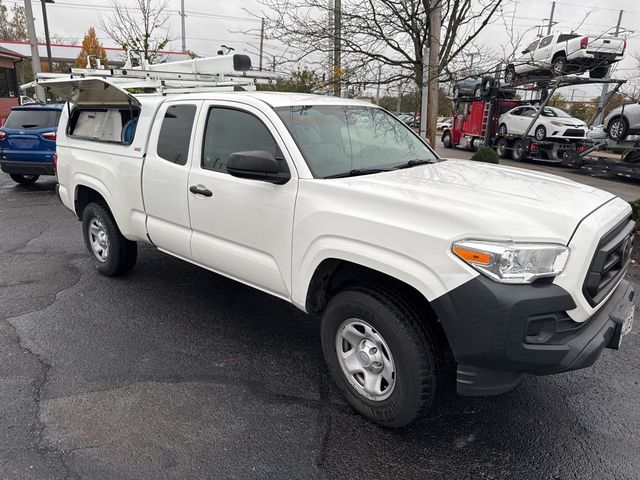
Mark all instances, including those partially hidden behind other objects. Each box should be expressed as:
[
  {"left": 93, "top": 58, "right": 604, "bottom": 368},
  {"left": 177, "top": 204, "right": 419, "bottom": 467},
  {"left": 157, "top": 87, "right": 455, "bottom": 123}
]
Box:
[
  {"left": 0, "top": 160, "right": 54, "bottom": 176},
  {"left": 432, "top": 275, "right": 635, "bottom": 396}
]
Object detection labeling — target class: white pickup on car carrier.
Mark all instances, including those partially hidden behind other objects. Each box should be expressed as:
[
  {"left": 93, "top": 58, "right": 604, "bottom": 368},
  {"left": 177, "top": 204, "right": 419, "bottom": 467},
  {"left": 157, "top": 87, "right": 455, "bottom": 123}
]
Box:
[{"left": 42, "top": 54, "right": 636, "bottom": 427}]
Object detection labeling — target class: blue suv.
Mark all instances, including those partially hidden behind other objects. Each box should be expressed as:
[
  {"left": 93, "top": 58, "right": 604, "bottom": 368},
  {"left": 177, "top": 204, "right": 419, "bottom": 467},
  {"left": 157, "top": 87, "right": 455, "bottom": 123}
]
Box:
[{"left": 0, "top": 103, "right": 63, "bottom": 185}]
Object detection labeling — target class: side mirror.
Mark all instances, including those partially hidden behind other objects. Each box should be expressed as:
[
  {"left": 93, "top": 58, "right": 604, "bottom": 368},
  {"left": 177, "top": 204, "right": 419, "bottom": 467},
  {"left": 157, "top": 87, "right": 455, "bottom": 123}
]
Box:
[
  {"left": 521, "top": 50, "right": 529, "bottom": 54},
  {"left": 227, "top": 150, "right": 290, "bottom": 185}
]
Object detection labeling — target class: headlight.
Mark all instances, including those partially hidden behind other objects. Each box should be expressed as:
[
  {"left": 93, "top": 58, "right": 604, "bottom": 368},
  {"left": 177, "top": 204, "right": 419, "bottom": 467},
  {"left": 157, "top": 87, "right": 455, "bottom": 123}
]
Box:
[
  {"left": 452, "top": 240, "right": 569, "bottom": 284},
  {"left": 550, "top": 121, "right": 570, "bottom": 127}
]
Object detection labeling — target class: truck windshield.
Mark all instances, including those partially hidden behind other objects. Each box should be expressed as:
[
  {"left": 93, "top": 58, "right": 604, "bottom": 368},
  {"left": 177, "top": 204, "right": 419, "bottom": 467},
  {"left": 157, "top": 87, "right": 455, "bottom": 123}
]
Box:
[
  {"left": 4, "top": 109, "right": 61, "bottom": 129},
  {"left": 275, "top": 105, "right": 438, "bottom": 178}
]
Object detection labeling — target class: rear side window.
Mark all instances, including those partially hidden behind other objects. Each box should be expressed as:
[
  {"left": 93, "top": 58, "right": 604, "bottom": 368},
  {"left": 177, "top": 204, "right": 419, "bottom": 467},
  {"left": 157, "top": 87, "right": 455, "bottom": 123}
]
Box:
[
  {"left": 558, "top": 34, "right": 580, "bottom": 43},
  {"left": 68, "top": 107, "right": 139, "bottom": 144},
  {"left": 157, "top": 104, "right": 197, "bottom": 166},
  {"left": 4, "top": 109, "right": 61, "bottom": 129}
]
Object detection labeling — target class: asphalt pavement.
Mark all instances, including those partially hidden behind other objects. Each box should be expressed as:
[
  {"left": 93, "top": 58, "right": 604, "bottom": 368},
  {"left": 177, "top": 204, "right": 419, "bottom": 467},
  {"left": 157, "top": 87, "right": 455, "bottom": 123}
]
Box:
[{"left": 1, "top": 172, "right": 640, "bottom": 480}]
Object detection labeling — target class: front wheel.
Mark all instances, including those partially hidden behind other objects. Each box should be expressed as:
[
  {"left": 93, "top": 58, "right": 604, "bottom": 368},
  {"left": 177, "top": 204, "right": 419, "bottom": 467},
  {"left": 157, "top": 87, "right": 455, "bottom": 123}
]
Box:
[
  {"left": 607, "top": 117, "right": 628, "bottom": 141},
  {"left": 10, "top": 174, "right": 39, "bottom": 185},
  {"left": 504, "top": 65, "right": 517, "bottom": 85},
  {"left": 82, "top": 202, "right": 137, "bottom": 276},
  {"left": 321, "top": 287, "right": 444, "bottom": 428},
  {"left": 551, "top": 55, "right": 566, "bottom": 76},
  {"left": 534, "top": 125, "right": 546, "bottom": 141},
  {"left": 442, "top": 131, "right": 453, "bottom": 148}
]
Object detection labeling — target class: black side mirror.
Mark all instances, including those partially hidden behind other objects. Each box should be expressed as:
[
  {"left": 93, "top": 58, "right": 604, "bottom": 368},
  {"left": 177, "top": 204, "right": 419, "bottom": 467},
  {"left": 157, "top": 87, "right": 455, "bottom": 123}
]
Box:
[
  {"left": 521, "top": 50, "right": 529, "bottom": 54},
  {"left": 227, "top": 150, "right": 291, "bottom": 185}
]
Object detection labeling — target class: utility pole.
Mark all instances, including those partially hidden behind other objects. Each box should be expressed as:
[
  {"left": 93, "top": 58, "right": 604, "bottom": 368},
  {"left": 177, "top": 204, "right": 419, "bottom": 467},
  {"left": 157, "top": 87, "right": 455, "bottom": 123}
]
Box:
[
  {"left": 23, "top": 0, "right": 44, "bottom": 102},
  {"left": 333, "top": 0, "right": 341, "bottom": 97},
  {"left": 396, "top": 83, "right": 402, "bottom": 113},
  {"left": 546, "top": 2, "right": 556, "bottom": 35},
  {"left": 569, "top": 89, "right": 576, "bottom": 115},
  {"left": 426, "top": 0, "right": 441, "bottom": 145},
  {"left": 40, "top": 1, "right": 53, "bottom": 73},
  {"left": 180, "top": 0, "right": 186, "bottom": 53},
  {"left": 259, "top": 18, "right": 265, "bottom": 71},
  {"left": 595, "top": 9, "right": 623, "bottom": 125},
  {"left": 419, "top": 44, "right": 428, "bottom": 138}
]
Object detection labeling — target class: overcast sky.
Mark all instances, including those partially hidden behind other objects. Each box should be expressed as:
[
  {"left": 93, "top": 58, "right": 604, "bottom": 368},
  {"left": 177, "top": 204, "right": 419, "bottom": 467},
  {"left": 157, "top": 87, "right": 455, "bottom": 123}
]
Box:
[{"left": 6, "top": 0, "right": 640, "bottom": 100}]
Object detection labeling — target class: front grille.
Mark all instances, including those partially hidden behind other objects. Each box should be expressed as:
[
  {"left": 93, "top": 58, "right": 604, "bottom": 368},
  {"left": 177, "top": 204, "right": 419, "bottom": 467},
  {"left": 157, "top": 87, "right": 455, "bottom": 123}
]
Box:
[
  {"left": 583, "top": 217, "right": 635, "bottom": 306},
  {"left": 563, "top": 129, "right": 585, "bottom": 137}
]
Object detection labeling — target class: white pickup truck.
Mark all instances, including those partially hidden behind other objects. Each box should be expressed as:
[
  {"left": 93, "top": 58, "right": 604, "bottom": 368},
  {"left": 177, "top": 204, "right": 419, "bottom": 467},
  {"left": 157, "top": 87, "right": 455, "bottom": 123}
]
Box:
[
  {"left": 506, "top": 33, "right": 626, "bottom": 83},
  {"left": 48, "top": 75, "right": 635, "bottom": 427}
]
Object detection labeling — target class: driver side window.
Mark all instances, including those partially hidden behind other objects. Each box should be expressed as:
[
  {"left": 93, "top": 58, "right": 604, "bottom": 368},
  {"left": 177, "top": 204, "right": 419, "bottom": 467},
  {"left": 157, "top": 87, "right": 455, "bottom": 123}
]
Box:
[{"left": 202, "top": 107, "right": 281, "bottom": 173}]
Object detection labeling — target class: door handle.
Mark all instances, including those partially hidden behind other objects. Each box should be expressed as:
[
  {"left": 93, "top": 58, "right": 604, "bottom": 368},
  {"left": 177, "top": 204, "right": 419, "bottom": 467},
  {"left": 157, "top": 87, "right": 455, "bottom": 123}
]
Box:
[{"left": 189, "top": 185, "right": 213, "bottom": 197}]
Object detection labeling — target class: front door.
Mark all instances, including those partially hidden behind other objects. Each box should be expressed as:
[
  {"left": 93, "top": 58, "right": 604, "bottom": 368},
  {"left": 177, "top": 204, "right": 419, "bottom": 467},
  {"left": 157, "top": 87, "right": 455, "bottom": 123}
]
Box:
[{"left": 187, "top": 102, "right": 298, "bottom": 299}]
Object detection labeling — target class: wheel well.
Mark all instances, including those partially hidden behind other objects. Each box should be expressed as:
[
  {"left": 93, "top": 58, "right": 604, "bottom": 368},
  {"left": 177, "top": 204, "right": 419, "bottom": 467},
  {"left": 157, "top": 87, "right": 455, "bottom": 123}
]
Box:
[
  {"left": 306, "top": 259, "right": 449, "bottom": 348},
  {"left": 74, "top": 185, "right": 108, "bottom": 219},
  {"left": 552, "top": 51, "right": 566, "bottom": 61}
]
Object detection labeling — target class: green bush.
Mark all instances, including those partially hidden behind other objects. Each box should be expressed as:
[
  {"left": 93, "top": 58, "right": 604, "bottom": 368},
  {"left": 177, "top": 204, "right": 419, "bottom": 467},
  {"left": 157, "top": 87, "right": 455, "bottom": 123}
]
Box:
[{"left": 471, "top": 147, "right": 499, "bottom": 164}]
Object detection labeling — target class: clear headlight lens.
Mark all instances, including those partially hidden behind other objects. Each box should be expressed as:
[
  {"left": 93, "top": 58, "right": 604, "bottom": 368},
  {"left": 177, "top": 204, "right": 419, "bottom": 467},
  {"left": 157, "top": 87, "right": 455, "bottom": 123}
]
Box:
[
  {"left": 550, "top": 121, "right": 570, "bottom": 127},
  {"left": 452, "top": 240, "right": 569, "bottom": 284}
]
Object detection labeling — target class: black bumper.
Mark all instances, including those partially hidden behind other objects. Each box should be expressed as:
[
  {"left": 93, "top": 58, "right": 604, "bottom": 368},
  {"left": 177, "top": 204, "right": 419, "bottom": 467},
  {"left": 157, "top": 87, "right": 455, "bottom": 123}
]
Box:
[
  {"left": 0, "top": 160, "right": 54, "bottom": 176},
  {"left": 432, "top": 275, "right": 635, "bottom": 396}
]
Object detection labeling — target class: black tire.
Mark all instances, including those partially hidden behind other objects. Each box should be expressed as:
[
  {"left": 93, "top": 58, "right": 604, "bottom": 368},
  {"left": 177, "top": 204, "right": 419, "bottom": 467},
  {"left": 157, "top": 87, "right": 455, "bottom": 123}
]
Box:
[
  {"left": 504, "top": 65, "right": 516, "bottom": 85},
  {"left": 442, "top": 131, "right": 453, "bottom": 149},
  {"left": 589, "top": 66, "right": 609, "bottom": 79},
  {"left": 495, "top": 137, "right": 508, "bottom": 158},
  {"left": 474, "top": 86, "right": 483, "bottom": 99},
  {"left": 81, "top": 202, "right": 137, "bottom": 277},
  {"left": 607, "top": 116, "right": 628, "bottom": 141},
  {"left": 10, "top": 174, "right": 39, "bottom": 185},
  {"left": 623, "top": 151, "right": 640, "bottom": 164},
  {"left": 512, "top": 139, "right": 527, "bottom": 161},
  {"left": 321, "top": 287, "right": 444, "bottom": 428},
  {"left": 551, "top": 55, "right": 566, "bottom": 76},
  {"left": 534, "top": 125, "right": 546, "bottom": 141},
  {"left": 498, "top": 123, "right": 508, "bottom": 136}
]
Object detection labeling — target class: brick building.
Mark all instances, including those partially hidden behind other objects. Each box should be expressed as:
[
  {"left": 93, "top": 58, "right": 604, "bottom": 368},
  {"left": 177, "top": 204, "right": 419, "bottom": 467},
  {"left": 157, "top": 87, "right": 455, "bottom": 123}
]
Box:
[{"left": 0, "top": 46, "right": 23, "bottom": 119}]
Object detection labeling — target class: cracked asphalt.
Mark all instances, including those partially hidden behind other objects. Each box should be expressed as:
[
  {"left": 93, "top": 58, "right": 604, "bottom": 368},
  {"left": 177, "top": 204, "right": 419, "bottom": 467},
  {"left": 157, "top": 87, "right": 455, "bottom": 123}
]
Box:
[{"left": 1, "top": 172, "right": 640, "bottom": 480}]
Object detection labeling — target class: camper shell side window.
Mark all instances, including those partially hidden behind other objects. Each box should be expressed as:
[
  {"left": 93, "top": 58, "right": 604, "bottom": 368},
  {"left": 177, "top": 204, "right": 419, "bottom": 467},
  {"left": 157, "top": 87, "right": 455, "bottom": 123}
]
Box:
[{"left": 67, "top": 105, "right": 140, "bottom": 145}]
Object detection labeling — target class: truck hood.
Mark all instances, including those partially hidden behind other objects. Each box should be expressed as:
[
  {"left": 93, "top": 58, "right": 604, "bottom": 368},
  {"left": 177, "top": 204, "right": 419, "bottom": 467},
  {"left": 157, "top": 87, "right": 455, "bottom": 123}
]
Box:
[{"left": 330, "top": 159, "right": 615, "bottom": 242}]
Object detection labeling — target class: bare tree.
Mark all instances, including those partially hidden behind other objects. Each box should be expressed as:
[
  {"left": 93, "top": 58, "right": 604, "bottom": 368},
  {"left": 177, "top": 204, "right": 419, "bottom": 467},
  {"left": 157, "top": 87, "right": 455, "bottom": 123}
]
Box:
[
  {"left": 100, "top": 0, "right": 172, "bottom": 65},
  {"left": 253, "top": 0, "right": 505, "bottom": 93}
]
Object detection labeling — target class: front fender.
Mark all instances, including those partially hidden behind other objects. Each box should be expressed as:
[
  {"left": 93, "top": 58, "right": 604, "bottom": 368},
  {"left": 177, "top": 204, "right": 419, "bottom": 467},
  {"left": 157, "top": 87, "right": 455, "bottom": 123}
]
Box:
[{"left": 292, "top": 235, "right": 454, "bottom": 311}]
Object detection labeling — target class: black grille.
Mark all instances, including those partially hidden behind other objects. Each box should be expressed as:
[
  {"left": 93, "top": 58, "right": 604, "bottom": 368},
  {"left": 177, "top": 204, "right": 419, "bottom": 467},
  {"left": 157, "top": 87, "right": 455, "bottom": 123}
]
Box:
[
  {"left": 583, "top": 217, "right": 635, "bottom": 306},
  {"left": 563, "top": 128, "right": 585, "bottom": 137}
]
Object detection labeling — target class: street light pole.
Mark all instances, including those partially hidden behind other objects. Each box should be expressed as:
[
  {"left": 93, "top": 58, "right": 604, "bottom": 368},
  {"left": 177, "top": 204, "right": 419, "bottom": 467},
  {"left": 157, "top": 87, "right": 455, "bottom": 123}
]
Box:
[{"left": 41, "top": 0, "right": 55, "bottom": 73}]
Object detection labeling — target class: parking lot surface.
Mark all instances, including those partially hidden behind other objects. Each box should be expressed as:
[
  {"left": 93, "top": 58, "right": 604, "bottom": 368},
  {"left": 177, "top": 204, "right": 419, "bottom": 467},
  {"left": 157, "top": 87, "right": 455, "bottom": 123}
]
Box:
[{"left": 1, "top": 173, "right": 640, "bottom": 480}]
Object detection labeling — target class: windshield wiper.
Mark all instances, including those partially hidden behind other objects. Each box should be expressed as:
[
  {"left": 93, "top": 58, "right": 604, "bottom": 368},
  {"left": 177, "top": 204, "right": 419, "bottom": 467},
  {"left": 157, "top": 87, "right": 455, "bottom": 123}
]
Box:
[
  {"left": 323, "top": 168, "right": 391, "bottom": 179},
  {"left": 392, "top": 159, "right": 434, "bottom": 169}
]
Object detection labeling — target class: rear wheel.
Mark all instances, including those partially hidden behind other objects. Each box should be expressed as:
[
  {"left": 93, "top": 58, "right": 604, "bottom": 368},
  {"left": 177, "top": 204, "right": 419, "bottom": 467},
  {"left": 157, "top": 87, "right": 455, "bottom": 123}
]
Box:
[
  {"left": 82, "top": 202, "right": 137, "bottom": 276},
  {"left": 10, "top": 174, "right": 39, "bottom": 185},
  {"left": 512, "top": 139, "right": 528, "bottom": 161},
  {"left": 498, "top": 123, "right": 508, "bottom": 136},
  {"left": 495, "top": 137, "right": 508, "bottom": 158},
  {"left": 321, "top": 287, "right": 444, "bottom": 428},
  {"left": 504, "top": 65, "right": 517, "bottom": 85},
  {"left": 474, "top": 86, "right": 483, "bottom": 99},
  {"left": 589, "top": 66, "right": 609, "bottom": 79}
]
